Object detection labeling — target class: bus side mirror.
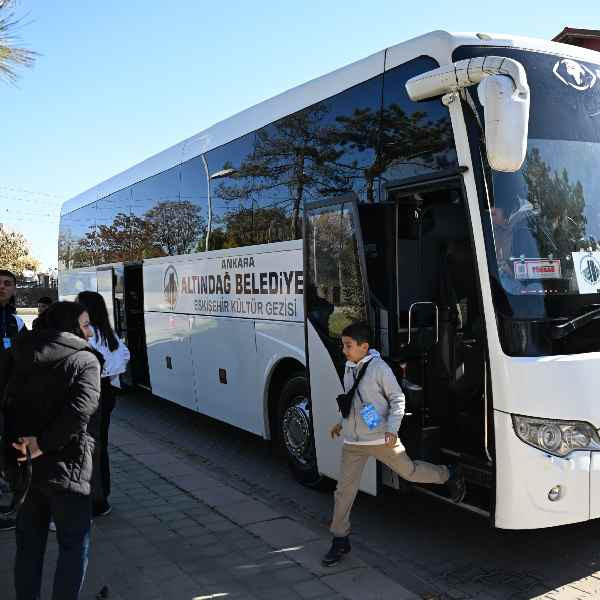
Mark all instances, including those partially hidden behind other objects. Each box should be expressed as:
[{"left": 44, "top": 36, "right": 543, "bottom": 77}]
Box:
[
  {"left": 477, "top": 74, "right": 530, "bottom": 172},
  {"left": 405, "top": 56, "right": 530, "bottom": 173}
]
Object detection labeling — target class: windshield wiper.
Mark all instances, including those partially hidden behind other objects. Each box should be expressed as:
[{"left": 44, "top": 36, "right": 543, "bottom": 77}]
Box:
[{"left": 551, "top": 305, "right": 600, "bottom": 340}]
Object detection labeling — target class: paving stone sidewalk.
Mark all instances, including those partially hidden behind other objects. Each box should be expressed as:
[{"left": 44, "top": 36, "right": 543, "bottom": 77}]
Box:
[{"left": 0, "top": 420, "right": 418, "bottom": 600}]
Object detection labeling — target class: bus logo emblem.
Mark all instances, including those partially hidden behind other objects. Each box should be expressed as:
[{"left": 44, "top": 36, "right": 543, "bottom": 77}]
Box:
[
  {"left": 580, "top": 254, "right": 600, "bottom": 286},
  {"left": 164, "top": 265, "right": 179, "bottom": 310},
  {"left": 553, "top": 59, "right": 597, "bottom": 91}
]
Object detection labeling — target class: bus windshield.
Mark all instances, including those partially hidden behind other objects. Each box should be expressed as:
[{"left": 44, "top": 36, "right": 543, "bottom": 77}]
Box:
[
  {"left": 491, "top": 138, "right": 600, "bottom": 302},
  {"left": 456, "top": 46, "right": 600, "bottom": 353}
]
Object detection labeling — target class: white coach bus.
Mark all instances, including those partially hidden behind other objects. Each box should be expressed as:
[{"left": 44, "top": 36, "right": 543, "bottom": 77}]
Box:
[{"left": 59, "top": 31, "right": 600, "bottom": 529}]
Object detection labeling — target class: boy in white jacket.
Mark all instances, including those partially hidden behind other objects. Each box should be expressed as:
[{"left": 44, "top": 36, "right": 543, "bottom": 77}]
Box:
[{"left": 323, "top": 322, "right": 465, "bottom": 566}]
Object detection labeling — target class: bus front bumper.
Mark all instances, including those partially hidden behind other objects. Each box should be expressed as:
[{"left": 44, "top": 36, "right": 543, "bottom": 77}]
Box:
[{"left": 494, "top": 410, "right": 594, "bottom": 529}]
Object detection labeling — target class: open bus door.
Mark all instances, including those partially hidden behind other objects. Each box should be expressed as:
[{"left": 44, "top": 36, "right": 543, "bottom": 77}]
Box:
[
  {"left": 304, "top": 193, "right": 377, "bottom": 494},
  {"left": 386, "top": 174, "right": 492, "bottom": 511},
  {"left": 123, "top": 263, "right": 151, "bottom": 389},
  {"left": 97, "top": 266, "right": 117, "bottom": 330},
  {"left": 97, "top": 266, "right": 121, "bottom": 388},
  {"left": 97, "top": 264, "right": 129, "bottom": 386}
]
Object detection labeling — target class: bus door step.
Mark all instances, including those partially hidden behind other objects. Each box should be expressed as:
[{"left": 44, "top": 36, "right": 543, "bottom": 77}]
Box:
[{"left": 460, "top": 462, "right": 493, "bottom": 488}]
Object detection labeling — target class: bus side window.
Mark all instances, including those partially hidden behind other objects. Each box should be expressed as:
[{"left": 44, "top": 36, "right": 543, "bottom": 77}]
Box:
[
  {"left": 205, "top": 132, "right": 256, "bottom": 250},
  {"left": 58, "top": 201, "right": 98, "bottom": 269},
  {"left": 380, "top": 56, "right": 458, "bottom": 184},
  {"left": 131, "top": 165, "right": 184, "bottom": 258},
  {"left": 180, "top": 155, "right": 209, "bottom": 253}
]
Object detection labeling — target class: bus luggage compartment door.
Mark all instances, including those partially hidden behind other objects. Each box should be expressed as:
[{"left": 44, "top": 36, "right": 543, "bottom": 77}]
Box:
[{"left": 304, "top": 194, "right": 377, "bottom": 495}]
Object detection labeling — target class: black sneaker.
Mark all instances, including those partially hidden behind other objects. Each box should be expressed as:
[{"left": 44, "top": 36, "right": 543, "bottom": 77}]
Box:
[
  {"left": 447, "top": 466, "right": 466, "bottom": 503},
  {"left": 0, "top": 518, "right": 16, "bottom": 532},
  {"left": 92, "top": 501, "right": 112, "bottom": 518},
  {"left": 322, "top": 536, "right": 351, "bottom": 566}
]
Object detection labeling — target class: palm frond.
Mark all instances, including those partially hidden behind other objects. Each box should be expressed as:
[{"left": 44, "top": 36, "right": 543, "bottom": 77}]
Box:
[{"left": 0, "top": 0, "right": 37, "bottom": 84}]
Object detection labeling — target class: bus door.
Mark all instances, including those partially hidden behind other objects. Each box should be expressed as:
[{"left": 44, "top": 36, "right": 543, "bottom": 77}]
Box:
[
  {"left": 112, "top": 264, "right": 126, "bottom": 340},
  {"left": 304, "top": 193, "right": 377, "bottom": 494},
  {"left": 356, "top": 201, "right": 397, "bottom": 357},
  {"left": 97, "top": 266, "right": 116, "bottom": 330},
  {"left": 386, "top": 175, "right": 491, "bottom": 495},
  {"left": 123, "top": 263, "right": 151, "bottom": 389},
  {"left": 97, "top": 265, "right": 129, "bottom": 388}
]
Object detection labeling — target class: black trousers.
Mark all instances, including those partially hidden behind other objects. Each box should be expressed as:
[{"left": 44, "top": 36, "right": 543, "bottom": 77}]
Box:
[
  {"left": 92, "top": 379, "right": 116, "bottom": 504},
  {"left": 15, "top": 486, "right": 91, "bottom": 600}
]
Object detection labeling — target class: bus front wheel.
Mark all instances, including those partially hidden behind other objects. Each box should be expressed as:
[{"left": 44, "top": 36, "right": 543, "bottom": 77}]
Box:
[{"left": 277, "top": 374, "right": 322, "bottom": 488}]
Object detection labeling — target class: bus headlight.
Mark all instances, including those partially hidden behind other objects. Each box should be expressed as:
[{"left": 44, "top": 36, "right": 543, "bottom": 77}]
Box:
[{"left": 512, "top": 415, "right": 600, "bottom": 457}]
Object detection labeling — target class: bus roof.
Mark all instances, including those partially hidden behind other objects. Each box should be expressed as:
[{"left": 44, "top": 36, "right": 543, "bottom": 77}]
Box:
[{"left": 61, "top": 29, "right": 600, "bottom": 216}]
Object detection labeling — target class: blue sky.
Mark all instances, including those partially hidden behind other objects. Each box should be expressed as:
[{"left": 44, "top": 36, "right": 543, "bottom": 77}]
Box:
[{"left": 1, "top": 0, "right": 597, "bottom": 269}]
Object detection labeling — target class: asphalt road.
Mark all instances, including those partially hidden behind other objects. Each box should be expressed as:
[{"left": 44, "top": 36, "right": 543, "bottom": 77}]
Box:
[{"left": 114, "top": 390, "right": 600, "bottom": 600}]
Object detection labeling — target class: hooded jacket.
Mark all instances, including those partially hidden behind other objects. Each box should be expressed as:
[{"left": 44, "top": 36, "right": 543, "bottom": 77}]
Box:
[
  {"left": 340, "top": 350, "right": 405, "bottom": 444},
  {"left": 1, "top": 329, "right": 101, "bottom": 495}
]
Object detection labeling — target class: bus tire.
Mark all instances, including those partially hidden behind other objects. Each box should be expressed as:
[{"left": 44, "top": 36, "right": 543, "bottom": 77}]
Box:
[{"left": 277, "top": 373, "right": 322, "bottom": 488}]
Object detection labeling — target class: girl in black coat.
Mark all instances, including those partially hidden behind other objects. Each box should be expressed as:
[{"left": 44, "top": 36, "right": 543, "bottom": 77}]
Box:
[{"left": 1, "top": 301, "right": 101, "bottom": 600}]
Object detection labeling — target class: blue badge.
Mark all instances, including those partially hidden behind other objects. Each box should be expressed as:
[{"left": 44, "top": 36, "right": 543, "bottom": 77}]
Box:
[
  {"left": 359, "top": 403, "right": 382, "bottom": 430},
  {"left": 3, "top": 337, "right": 11, "bottom": 350}
]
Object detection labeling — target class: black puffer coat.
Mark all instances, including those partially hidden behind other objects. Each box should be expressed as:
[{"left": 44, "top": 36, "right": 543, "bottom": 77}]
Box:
[{"left": 1, "top": 329, "right": 101, "bottom": 495}]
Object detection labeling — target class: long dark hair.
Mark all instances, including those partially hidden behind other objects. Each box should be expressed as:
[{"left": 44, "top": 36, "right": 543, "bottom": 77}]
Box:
[
  {"left": 76, "top": 291, "right": 118, "bottom": 351},
  {"left": 44, "top": 301, "right": 87, "bottom": 338}
]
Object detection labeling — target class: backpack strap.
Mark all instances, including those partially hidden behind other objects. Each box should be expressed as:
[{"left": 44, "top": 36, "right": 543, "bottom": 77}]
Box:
[{"left": 346, "top": 358, "right": 371, "bottom": 402}]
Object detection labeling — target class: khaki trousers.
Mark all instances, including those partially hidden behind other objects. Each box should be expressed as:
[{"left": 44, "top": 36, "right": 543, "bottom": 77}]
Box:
[{"left": 329, "top": 441, "right": 449, "bottom": 538}]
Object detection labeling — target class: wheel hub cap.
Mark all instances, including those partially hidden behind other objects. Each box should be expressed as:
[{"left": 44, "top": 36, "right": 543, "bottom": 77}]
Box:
[{"left": 283, "top": 399, "right": 311, "bottom": 459}]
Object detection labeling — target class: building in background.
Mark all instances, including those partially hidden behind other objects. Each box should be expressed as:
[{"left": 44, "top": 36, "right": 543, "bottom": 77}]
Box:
[{"left": 553, "top": 28, "right": 600, "bottom": 51}]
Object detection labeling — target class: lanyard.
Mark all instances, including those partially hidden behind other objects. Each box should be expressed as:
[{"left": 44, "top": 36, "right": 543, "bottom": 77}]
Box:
[
  {"left": 0, "top": 305, "right": 16, "bottom": 340},
  {"left": 0, "top": 306, "right": 7, "bottom": 339}
]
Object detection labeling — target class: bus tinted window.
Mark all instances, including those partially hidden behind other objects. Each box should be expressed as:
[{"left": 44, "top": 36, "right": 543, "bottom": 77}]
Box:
[
  {"left": 206, "top": 132, "right": 256, "bottom": 249},
  {"left": 251, "top": 120, "right": 306, "bottom": 244},
  {"left": 58, "top": 201, "right": 97, "bottom": 269},
  {"left": 131, "top": 164, "right": 180, "bottom": 218},
  {"left": 250, "top": 75, "right": 384, "bottom": 224},
  {"left": 320, "top": 74, "right": 384, "bottom": 203},
  {"left": 60, "top": 58, "right": 456, "bottom": 260},
  {"left": 380, "top": 56, "right": 458, "bottom": 186},
  {"left": 202, "top": 75, "right": 385, "bottom": 250},
  {"left": 131, "top": 165, "right": 188, "bottom": 257},
  {"left": 179, "top": 155, "right": 209, "bottom": 252},
  {"left": 95, "top": 188, "right": 142, "bottom": 263}
]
